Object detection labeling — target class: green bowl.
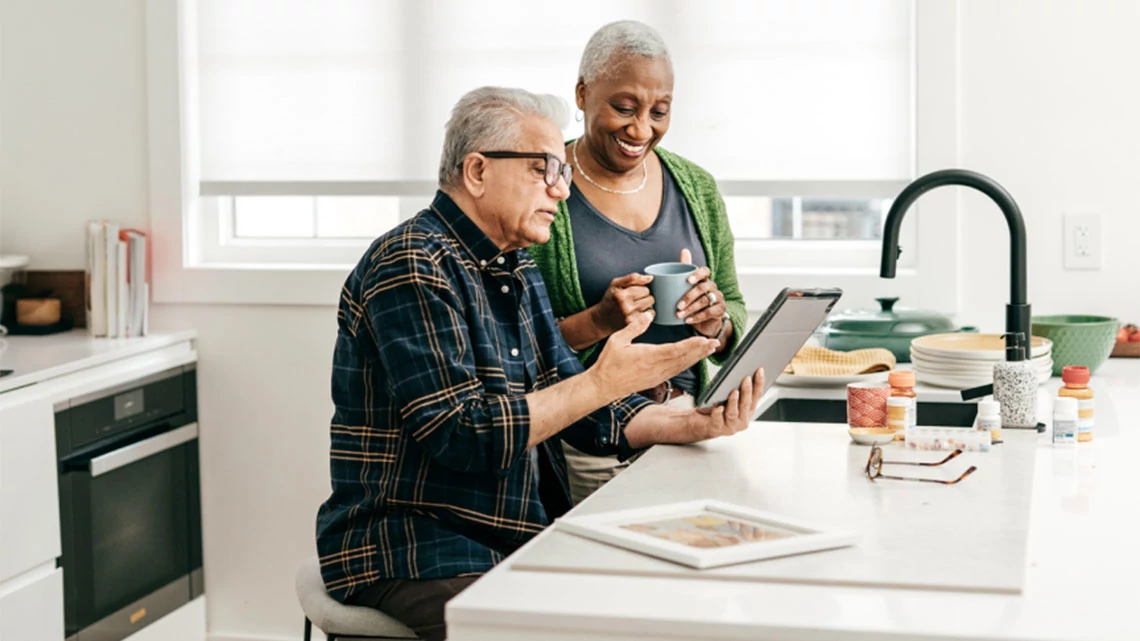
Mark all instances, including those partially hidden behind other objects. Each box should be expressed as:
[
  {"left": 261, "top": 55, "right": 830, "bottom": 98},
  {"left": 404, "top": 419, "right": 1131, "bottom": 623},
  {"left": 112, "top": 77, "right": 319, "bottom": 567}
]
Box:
[{"left": 1031, "top": 315, "right": 1120, "bottom": 376}]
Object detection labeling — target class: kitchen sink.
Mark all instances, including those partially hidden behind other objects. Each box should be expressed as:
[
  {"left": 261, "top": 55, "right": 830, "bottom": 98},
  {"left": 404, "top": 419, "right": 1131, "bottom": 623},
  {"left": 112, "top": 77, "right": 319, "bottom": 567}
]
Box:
[{"left": 758, "top": 398, "right": 978, "bottom": 427}]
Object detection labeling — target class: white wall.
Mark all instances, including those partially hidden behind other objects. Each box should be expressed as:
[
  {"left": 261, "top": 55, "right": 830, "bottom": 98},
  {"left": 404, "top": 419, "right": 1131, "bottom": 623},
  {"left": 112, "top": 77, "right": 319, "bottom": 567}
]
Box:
[
  {"left": 1, "top": 1, "right": 1138, "bottom": 640},
  {"left": 148, "top": 305, "right": 336, "bottom": 641},
  {"left": 2, "top": 2, "right": 334, "bottom": 640},
  {"left": 953, "top": 1, "right": 1140, "bottom": 330},
  {"left": 0, "top": 0, "right": 149, "bottom": 264}
]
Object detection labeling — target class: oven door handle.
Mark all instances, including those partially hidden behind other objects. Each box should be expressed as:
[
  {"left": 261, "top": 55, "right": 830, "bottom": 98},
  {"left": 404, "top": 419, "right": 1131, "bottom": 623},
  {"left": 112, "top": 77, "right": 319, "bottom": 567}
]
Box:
[{"left": 88, "top": 423, "right": 199, "bottom": 478}]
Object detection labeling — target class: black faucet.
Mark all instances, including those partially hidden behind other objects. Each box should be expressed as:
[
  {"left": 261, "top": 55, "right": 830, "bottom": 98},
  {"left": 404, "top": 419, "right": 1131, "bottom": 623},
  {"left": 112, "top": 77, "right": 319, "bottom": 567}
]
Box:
[{"left": 880, "top": 169, "right": 1031, "bottom": 362}]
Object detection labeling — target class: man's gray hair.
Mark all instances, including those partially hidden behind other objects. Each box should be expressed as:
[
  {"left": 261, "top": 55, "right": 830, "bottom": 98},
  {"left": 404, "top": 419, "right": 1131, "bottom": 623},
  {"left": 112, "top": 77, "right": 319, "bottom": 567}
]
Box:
[
  {"left": 578, "top": 20, "right": 672, "bottom": 84},
  {"left": 439, "top": 86, "right": 568, "bottom": 188}
]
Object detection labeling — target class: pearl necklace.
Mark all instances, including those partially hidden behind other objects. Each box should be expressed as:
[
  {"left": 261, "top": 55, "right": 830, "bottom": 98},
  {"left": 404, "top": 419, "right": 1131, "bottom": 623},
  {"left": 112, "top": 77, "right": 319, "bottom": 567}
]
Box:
[{"left": 572, "top": 138, "right": 648, "bottom": 195}]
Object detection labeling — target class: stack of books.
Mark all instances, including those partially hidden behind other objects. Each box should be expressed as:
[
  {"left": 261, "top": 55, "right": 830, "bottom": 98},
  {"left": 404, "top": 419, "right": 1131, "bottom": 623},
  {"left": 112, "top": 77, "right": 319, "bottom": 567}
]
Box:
[{"left": 85, "top": 221, "right": 149, "bottom": 337}]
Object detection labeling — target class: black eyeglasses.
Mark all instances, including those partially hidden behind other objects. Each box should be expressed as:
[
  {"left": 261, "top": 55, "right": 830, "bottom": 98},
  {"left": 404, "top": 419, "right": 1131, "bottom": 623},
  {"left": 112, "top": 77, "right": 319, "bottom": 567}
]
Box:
[
  {"left": 865, "top": 446, "right": 976, "bottom": 485},
  {"left": 477, "top": 151, "right": 573, "bottom": 188}
]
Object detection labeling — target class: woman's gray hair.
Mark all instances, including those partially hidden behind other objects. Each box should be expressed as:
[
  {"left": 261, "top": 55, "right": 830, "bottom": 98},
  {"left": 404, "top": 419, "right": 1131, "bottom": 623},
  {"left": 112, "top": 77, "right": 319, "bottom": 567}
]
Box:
[
  {"left": 439, "top": 86, "right": 568, "bottom": 188},
  {"left": 578, "top": 20, "right": 672, "bottom": 84}
]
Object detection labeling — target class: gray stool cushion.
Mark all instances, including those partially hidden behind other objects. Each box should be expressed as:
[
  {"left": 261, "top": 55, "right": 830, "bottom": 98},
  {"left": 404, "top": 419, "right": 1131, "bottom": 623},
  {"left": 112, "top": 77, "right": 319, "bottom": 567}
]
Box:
[{"left": 296, "top": 557, "right": 418, "bottom": 639}]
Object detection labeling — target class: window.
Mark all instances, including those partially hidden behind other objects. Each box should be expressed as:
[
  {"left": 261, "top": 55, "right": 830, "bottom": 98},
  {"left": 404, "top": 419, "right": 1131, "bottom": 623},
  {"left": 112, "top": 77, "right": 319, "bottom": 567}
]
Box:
[
  {"left": 725, "top": 197, "right": 893, "bottom": 241},
  {"left": 197, "top": 195, "right": 410, "bottom": 266},
  {"left": 223, "top": 195, "right": 891, "bottom": 242},
  {"left": 149, "top": 0, "right": 958, "bottom": 307},
  {"left": 195, "top": 0, "right": 911, "bottom": 254},
  {"left": 229, "top": 197, "right": 399, "bottom": 240}
]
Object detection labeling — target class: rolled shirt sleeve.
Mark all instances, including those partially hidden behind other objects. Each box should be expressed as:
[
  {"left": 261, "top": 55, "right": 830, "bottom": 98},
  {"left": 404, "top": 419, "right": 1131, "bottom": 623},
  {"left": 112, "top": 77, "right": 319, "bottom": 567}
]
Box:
[{"left": 549, "top": 338, "right": 654, "bottom": 460}]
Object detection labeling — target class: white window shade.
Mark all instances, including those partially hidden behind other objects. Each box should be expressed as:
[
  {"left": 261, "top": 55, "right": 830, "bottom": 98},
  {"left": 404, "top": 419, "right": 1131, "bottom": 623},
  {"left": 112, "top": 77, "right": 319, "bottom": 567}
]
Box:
[
  {"left": 196, "top": 0, "right": 912, "bottom": 187},
  {"left": 666, "top": 2, "right": 913, "bottom": 181},
  {"left": 197, "top": 0, "right": 407, "bottom": 181}
]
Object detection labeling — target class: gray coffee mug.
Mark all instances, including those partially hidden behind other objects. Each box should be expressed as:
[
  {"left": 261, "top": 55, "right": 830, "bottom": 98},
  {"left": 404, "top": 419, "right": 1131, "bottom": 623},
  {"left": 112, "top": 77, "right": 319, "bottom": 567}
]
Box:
[{"left": 645, "top": 262, "right": 697, "bottom": 326}]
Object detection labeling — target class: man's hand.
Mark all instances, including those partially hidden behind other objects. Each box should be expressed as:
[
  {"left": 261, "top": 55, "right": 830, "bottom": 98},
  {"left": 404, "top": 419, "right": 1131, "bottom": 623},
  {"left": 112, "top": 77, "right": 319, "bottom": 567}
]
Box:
[
  {"left": 624, "top": 368, "right": 765, "bottom": 449},
  {"left": 679, "top": 368, "right": 764, "bottom": 443},
  {"left": 590, "top": 272, "right": 655, "bottom": 335},
  {"left": 587, "top": 312, "right": 719, "bottom": 401}
]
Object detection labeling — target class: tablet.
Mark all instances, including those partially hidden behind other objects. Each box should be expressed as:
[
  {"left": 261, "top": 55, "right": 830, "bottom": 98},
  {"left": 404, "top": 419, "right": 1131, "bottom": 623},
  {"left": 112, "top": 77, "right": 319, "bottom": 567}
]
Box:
[{"left": 696, "top": 288, "right": 842, "bottom": 409}]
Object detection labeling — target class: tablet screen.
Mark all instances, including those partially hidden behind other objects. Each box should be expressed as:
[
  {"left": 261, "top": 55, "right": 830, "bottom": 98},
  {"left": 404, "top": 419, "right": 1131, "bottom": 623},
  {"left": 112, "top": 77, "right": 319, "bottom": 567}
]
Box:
[{"left": 697, "top": 288, "right": 841, "bottom": 408}]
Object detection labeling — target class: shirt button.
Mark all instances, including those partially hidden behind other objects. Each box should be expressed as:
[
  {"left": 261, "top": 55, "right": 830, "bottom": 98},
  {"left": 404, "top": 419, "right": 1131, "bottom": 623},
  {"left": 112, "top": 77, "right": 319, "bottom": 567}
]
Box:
[
  {"left": 497, "top": 256, "right": 506, "bottom": 265},
  {"left": 500, "top": 285, "right": 510, "bottom": 294},
  {"left": 510, "top": 348, "right": 520, "bottom": 357},
  {"left": 480, "top": 259, "right": 487, "bottom": 267}
]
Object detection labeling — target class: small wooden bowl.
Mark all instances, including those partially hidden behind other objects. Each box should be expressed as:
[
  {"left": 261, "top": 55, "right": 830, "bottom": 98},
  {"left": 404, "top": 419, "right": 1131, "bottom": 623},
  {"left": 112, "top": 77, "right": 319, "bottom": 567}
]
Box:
[{"left": 16, "top": 298, "right": 62, "bottom": 326}]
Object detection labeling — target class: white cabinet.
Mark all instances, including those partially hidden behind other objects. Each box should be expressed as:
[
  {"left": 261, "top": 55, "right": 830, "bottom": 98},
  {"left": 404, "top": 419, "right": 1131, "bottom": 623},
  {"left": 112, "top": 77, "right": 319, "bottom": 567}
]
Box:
[
  {"left": 0, "top": 391, "right": 61, "bottom": 584},
  {"left": 0, "top": 566, "right": 64, "bottom": 641},
  {"left": 0, "top": 332, "right": 201, "bottom": 641}
]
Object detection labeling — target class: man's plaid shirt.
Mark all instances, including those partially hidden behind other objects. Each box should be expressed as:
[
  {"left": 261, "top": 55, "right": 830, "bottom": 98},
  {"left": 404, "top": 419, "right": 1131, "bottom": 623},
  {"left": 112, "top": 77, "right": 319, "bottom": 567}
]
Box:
[{"left": 316, "top": 191, "right": 652, "bottom": 602}]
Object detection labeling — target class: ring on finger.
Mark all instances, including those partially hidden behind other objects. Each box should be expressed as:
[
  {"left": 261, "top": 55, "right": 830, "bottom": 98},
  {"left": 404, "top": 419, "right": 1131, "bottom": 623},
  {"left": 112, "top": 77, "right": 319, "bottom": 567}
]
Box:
[{"left": 707, "top": 291, "right": 717, "bottom": 305}]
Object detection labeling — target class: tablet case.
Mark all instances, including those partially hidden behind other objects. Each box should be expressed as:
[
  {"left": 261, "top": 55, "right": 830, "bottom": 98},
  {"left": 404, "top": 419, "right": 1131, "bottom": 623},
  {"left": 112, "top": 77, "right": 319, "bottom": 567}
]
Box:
[{"left": 697, "top": 288, "right": 842, "bottom": 408}]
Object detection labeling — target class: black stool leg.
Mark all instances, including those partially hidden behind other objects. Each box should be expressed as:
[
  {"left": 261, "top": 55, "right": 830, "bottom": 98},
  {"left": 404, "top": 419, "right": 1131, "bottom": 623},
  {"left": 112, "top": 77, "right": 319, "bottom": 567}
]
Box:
[{"left": 303, "top": 617, "right": 312, "bottom": 641}]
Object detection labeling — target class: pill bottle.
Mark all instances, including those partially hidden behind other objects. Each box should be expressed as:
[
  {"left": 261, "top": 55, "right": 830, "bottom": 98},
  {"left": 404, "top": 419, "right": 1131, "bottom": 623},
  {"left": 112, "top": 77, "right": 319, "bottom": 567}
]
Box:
[
  {"left": 975, "top": 398, "right": 1002, "bottom": 444},
  {"left": 1053, "top": 397, "right": 1078, "bottom": 445},
  {"left": 888, "top": 370, "right": 917, "bottom": 440},
  {"left": 1058, "top": 366, "right": 1094, "bottom": 442}
]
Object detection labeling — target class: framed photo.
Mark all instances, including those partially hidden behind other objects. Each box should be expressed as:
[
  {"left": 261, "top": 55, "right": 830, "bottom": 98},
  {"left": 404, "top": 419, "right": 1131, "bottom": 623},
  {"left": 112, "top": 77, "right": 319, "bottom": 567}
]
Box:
[{"left": 556, "top": 500, "right": 858, "bottom": 570}]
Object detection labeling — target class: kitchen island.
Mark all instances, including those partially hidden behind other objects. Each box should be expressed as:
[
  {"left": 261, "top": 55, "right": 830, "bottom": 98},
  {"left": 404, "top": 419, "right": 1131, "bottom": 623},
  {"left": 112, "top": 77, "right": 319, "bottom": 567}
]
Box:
[{"left": 447, "top": 359, "right": 1140, "bottom": 641}]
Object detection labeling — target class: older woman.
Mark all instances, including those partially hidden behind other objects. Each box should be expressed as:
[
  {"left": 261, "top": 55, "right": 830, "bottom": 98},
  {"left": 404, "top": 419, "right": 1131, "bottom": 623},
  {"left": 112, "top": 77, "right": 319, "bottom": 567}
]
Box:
[{"left": 529, "top": 20, "right": 746, "bottom": 504}]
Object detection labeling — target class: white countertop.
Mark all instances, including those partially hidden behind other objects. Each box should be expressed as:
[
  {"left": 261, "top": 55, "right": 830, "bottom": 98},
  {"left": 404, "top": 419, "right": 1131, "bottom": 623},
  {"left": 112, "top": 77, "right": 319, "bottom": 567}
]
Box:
[
  {"left": 447, "top": 359, "right": 1140, "bottom": 641},
  {"left": 0, "top": 330, "right": 197, "bottom": 395}
]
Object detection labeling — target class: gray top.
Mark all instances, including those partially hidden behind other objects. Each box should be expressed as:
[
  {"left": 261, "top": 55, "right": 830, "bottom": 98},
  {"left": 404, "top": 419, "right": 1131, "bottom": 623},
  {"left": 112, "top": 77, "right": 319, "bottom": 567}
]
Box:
[{"left": 569, "top": 163, "right": 707, "bottom": 395}]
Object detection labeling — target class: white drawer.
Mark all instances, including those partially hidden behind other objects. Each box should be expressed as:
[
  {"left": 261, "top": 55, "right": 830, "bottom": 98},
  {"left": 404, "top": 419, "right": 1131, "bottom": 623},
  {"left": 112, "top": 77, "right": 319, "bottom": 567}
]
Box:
[
  {"left": 0, "top": 391, "right": 62, "bottom": 583},
  {"left": 0, "top": 566, "right": 64, "bottom": 641}
]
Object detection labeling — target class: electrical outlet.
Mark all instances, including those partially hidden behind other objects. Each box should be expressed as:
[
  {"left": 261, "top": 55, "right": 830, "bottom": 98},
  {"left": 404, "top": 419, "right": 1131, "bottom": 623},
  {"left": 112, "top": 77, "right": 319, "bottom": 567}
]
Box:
[{"left": 1063, "top": 213, "right": 1101, "bottom": 270}]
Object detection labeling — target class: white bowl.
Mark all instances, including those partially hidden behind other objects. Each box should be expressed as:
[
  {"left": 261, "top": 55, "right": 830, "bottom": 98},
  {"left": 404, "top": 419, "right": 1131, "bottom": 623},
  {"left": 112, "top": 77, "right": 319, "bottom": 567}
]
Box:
[
  {"left": 910, "top": 352, "right": 1052, "bottom": 376},
  {"left": 915, "top": 366, "right": 1052, "bottom": 390},
  {"left": 910, "top": 333, "right": 1052, "bottom": 361},
  {"left": 848, "top": 427, "right": 897, "bottom": 446},
  {"left": 0, "top": 255, "right": 29, "bottom": 287}
]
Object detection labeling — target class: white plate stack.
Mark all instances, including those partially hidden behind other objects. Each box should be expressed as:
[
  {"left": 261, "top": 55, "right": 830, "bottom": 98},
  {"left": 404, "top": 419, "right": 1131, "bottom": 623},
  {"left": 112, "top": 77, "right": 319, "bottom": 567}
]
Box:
[{"left": 910, "top": 333, "right": 1053, "bottom": 389}]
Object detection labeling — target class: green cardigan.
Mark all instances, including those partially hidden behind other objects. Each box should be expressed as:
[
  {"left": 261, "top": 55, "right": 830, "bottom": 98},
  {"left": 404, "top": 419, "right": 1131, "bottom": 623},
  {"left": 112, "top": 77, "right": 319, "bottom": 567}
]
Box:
[{"left": 528, "top": 146, "right": 746, "bottom": 394}]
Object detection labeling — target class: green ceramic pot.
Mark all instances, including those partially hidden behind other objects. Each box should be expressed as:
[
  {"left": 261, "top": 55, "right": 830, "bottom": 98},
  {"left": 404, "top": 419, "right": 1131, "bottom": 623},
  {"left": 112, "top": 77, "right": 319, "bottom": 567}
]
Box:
[
  {"left": 816, "top": 297, "right": 976, "bottom": 362},
  {"left": 1031, "top": 315, "right": 1119, "bottom": 375}
]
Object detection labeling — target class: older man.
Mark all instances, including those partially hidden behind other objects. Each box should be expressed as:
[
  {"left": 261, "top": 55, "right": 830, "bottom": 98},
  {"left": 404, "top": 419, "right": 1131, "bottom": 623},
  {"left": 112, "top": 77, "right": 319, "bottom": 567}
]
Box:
[{"left": 316, "top": 86, "right": 762, "bottom": 641}]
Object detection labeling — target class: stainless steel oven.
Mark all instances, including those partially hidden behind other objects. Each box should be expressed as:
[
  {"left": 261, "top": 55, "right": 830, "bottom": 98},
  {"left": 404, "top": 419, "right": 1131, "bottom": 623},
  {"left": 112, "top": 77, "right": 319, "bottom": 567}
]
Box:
[{"left": 54, "top": 364, "right": 202, "bottom": 641}]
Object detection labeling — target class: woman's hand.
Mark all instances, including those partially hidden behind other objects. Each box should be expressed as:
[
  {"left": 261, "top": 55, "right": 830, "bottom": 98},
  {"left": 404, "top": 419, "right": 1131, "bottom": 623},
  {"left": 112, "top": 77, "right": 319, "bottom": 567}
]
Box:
[
  {"left": 590, "top": 272, "right": 655, "bottom": 335},
  {"left": 675, "top": 248, "right": 727, "bottom": 338}
]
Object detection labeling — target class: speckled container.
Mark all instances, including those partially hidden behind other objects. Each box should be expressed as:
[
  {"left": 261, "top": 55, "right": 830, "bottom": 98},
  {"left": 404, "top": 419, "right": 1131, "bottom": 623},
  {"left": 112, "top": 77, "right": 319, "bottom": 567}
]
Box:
[{"left": 993, "top": 360, "right": 1038, "bottom": 428}]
